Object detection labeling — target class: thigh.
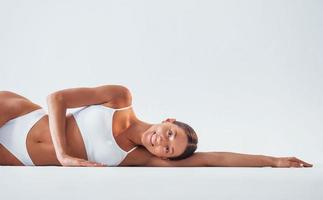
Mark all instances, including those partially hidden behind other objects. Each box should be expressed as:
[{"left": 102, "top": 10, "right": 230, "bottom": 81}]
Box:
[
  {"left": 0, "top": 144, "right": 24, "bottom": 165},
  {"left": 0, "top": 91, "right": 42, "bottom": 127},
  {"left": 0, "top": 91, "right": 42, "bottom": 165}
]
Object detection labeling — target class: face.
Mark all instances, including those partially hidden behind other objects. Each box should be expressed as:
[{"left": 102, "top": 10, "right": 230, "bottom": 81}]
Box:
[{"left": 142, "top": 118, "right": 188, "bottom": 159}]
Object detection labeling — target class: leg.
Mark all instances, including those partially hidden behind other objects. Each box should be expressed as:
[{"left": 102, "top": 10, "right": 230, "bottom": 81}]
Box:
[
  {"left": 0, "top": 91, "right": 43, "bottom": 165},
  {"left": 0, "top": 91, "right": 41, "bottom": 127}
]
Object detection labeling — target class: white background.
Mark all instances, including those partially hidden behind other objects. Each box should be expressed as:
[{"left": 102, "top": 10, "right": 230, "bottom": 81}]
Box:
[{"left": 0, "top": 0, "right": 322, "bottom": 165}]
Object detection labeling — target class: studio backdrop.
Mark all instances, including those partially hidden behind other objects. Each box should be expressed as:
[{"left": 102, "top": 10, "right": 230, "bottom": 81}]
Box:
[{"left": 0, "top": 0, "right": 322, "bottom": 164}]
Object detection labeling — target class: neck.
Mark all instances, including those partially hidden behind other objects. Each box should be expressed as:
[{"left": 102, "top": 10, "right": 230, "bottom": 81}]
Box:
[{"left": 125, "top": 118, "right": 153, "bottom": 146}]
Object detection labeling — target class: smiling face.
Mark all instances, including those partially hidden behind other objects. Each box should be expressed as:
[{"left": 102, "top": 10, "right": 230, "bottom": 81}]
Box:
[{"left": 142, "top": 118, "right": 188, "bottom": 159}]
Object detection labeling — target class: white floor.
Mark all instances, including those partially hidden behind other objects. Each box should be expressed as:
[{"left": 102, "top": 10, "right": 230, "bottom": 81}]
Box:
[{"left": 1, "top": 165, "right": 322, "bottom": 200}]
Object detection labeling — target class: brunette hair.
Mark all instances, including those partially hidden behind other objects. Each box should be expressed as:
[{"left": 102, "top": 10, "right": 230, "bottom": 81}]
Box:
[{"left": 168, "top": 120, "right": 198, "bottom": 161}]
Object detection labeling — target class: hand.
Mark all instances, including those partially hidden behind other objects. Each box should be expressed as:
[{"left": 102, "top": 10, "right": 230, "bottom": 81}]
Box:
[
  {"left": 58, "top": 154, "right": 107, "bottom": 167},
  {"left": 273, "top": 156, "right": 313, "bottom": 168}
]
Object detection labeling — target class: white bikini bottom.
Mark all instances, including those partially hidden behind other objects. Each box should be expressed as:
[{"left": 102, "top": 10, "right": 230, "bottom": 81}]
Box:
[{"left": 0, "top": 108, "right": 46, "bottom": 166}]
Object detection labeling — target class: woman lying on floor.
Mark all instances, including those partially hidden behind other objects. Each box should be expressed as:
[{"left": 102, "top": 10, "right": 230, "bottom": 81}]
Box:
[{"left": 0, "top": 85, "right": 313, "bottom": 168}]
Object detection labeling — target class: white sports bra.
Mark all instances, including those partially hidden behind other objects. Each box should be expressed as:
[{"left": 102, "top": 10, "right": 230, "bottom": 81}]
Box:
[{"left": 72, "top": 104, "right": 137, "bottom": 166}]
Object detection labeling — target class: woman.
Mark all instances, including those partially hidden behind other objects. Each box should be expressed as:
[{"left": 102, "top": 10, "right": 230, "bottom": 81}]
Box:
[{"left": 0, "top": 85, "right": 313, "bottom": 168}]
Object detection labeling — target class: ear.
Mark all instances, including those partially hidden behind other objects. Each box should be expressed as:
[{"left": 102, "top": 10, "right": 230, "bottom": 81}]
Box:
[{"left": 162, "top": 118, "right": 176, "bottom": 123}]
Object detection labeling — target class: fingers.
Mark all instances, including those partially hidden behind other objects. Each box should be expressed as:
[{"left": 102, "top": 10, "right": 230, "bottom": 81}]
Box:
[
  {"left": 79, "top": 161, "right": 107, "bottom": 167},
  {"left": 59, "top": 155, "right": 108, "bottom": 167},
  {"left": 290, "top": 161, "right": 302, "bottom": 168},
  {"left": 289, "top": 157, "right": 313, "bottom": 167},
  {"left": 74, "top": 157, "right": 106, "bottom": 167},
  {"left": 67, "top": 159, "right": 107, "bottom": 167}
]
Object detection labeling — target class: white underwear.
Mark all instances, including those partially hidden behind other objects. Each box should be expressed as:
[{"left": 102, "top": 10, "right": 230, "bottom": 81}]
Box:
[{"left": 0, "top": 108, "right": 46, "bottom": 166}]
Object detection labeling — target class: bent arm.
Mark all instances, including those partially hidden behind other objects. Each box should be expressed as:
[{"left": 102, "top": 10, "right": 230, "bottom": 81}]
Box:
[
  {"left": 47, "top": 84, "right": 132, "bottom": 161},
  {"left": 47, "top": 95, "right": 68, "bottom": 157}
]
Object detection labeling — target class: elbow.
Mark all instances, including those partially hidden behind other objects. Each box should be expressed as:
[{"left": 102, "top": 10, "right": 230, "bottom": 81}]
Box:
[
  {"left": 46, "top": 92, "right": 65, "bottom": 107},
  {"left": 115, "top": 85, "right": 133, "bottom": 105},
  {"left": 120, "top": 85, "right": 132, "bottom": 99}
]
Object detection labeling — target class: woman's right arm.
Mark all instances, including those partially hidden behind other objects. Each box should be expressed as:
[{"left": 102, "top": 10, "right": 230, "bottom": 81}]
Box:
[
  {"left": 46, "top": 84, "right": 132, "bottom": 167},
  {"left": 143, "top": 152, "right": 313, "bottom": 167},
  {"left": 203, "top": 152, "right": 313, "bottom": 167}
]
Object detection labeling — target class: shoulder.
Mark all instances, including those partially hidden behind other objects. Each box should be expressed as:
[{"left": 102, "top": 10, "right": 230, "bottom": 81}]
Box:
[
  {"left": 118, "top": 146, "right": 154, "bottom": 166},
  {"left": 118, "top": 146, "right": 177, "bottom": 167},
  {"left": 120, "top": 148, "right": 209, "bottom": 167},
  {"left": 102, "top": 85, "right": 133, "bottom": 109}
]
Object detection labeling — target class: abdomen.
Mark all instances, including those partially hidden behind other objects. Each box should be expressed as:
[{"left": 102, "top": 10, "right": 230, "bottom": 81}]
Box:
[{"left": 26, "top": 114, "right": 88, "bottom": 166}]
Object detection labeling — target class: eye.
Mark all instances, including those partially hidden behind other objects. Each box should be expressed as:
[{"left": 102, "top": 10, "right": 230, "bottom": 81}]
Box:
[
  {"left": 165, "top": 146, "right": 170, "bottom": 153},
  {"left": 168, "top": 130, "right": 173, "bottom": 137}
]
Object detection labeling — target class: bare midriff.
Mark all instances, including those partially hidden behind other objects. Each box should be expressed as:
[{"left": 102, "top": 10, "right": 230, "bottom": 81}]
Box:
[{"left": 26, "top": 113, "right": 88, "bottom": 166}]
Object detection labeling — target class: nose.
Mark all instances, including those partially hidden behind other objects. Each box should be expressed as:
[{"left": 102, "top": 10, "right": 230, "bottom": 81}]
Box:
[{"left": 156, "top": 133, "right": 168, "bottom": 146}]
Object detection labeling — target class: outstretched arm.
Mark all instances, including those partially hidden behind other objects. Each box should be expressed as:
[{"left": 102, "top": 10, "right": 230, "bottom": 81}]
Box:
[
  {"left": 203, "top": 152, "right": 312, "bottom": 167},
  {"left": 204, "top": 152, "right": 276, "bottom": 167},
  {"left": 145, "top": 152, "right": 313, "bottom": 167}
]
